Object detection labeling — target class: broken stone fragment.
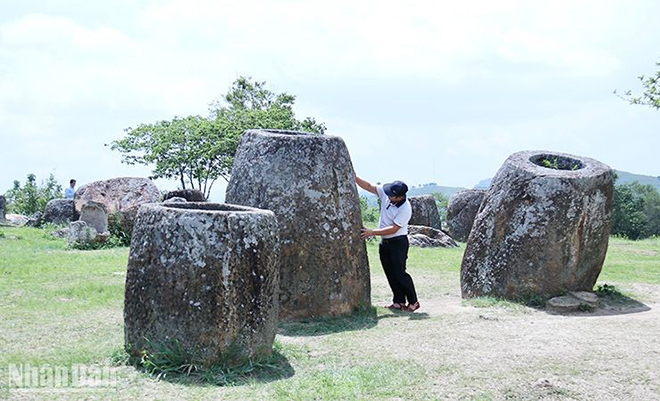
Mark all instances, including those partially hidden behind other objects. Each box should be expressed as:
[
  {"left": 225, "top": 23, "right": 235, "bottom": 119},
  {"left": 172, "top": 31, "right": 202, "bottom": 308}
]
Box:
[{"left": 546, "top": 291, "right": 599, "bottom": 313}]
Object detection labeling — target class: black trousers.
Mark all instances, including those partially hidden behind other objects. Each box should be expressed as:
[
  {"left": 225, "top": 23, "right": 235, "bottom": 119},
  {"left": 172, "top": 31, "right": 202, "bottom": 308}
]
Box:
[{"left": 379, "top": 235, "right": 417, "bottom": 305}]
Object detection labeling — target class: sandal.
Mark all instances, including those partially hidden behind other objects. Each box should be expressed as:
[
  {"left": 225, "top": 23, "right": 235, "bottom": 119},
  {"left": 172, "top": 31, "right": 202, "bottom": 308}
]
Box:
[
  {"left": 386, "top": 303, "right": 405, "bottom": 310},
  {"left": 405, "top": 301, "right": 420, "bottom": 312}
]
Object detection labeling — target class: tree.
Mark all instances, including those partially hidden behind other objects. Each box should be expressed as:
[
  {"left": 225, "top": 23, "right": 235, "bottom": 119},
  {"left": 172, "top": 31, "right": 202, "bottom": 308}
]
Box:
[
  {"left": 612, "top": 181, "right": 660, "bottom": 240},
  {"left": 431, "top": 192, "right": 449, "bottom": 224},
  {"left": 615, "top": 57, "right": 660, "bottom": 110},
  {"left": 5, "top": 173, "right": 63, "bottom": 215},
  {"left": 109, "top": 77, "right": 325, "bottom": 198},
  {"left": 359, "top": 196, "right": 379, "bottom": 223}
]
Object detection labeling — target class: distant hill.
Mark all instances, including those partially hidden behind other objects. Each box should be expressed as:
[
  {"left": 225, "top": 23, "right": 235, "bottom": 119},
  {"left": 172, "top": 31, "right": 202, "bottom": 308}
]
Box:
[
  {"left": 473, "top": 178, "right": 491, "bottom": 189},
  {"left": 614, "top": 170, "right": 660, "bottom": 192},
  {"left": 407, "top": 183, "right": 467, "bottom": 198},
  {"left": 360, "top": 170, "right": 660, "bottom": 207},
  {"left": 360, "top": 183, "right": 467, "bottom": 206},
  {"left": 471, "top": 170, "right": 660, "bottom": 193}
]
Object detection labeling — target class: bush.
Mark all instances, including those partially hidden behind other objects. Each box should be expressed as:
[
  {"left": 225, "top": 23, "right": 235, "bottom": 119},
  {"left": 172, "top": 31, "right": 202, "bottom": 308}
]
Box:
[
  {"left": 107, "top": 212, "right": 132, "bottom": 247},
  {"left": 68, "top": 213, "right": 132, "bottom": 250},
  {"left": 4, "top": 173, "right": 62, "bottom": 216}
]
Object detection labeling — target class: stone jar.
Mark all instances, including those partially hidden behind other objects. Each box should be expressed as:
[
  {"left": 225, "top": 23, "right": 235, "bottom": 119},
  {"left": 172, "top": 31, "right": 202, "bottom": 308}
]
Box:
[
  {"left": 0, "top": 195, "right": 6, "bottom": 222},
  {"left": 124, "top": 202, "right": 280, "bottom": 366},
  {"left": 74, "top": 177, "right": 161, "bottom": 235},
  {"left": 80, "top": 201, "right": 108, "bottom": 234},
  {"left": 164, "top": 189, "right": 206, "bottom": 202},
  {"left": 226, "top": 129, "right": 371, "bottom": 320},
  {"left": 461, "top": 151, "right": 614, "bottom": 300},
  {"left": 408, "top": 194, "right": 442, "bottom": 229},
  {"left": 43, "top": 199, "right": 78, "bottom": 225},
  {"left": 446, "top": 189, "right": 486, "bottom": 242}
]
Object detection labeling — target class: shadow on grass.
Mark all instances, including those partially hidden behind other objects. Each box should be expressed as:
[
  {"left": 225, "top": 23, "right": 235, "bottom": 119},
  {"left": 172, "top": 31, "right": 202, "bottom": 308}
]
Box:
[
  {"left": 465, "top": 286, "right": 651, "bottom": 317},
  {"left": 278, "top": 307, "right": 379, "bottom": 336},
  {"left": 545, "top": 284, "right": 652, "bottom": 317},
  {"left": 376, "top": 308, "right": 430, "bottom": 321},
  {"left": 127, "top": 348, "right": 294, "bottom": 387},
  {"left": 579, "top": 293, "right": 651, "bottom": 317},
  {"left": 279, "top": 306, "right": 430, "bottom": 337}
]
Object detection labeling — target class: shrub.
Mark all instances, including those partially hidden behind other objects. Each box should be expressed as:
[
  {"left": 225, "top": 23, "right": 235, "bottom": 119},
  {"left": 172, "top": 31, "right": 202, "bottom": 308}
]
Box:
[
  {"left": 107, "top": 212, "right": 132, "bottom": 247},
  {"left": 4, "top": 173, "right": 62, "bottom": 216}
]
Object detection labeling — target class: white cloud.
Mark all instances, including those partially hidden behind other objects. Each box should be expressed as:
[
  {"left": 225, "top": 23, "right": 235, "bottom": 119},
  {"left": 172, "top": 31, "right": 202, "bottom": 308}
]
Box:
[{"left": 0, "top": 0, "right": 658, "bottom": 196}]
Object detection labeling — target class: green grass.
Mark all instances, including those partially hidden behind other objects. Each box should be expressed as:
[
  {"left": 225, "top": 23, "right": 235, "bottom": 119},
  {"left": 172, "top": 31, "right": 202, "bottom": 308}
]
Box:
[
  {"left": 0, "top": 227, "right": 127, "bottom": 368},
  {"left": 273, "top": 360, "right": 421, "bottom": 400},
  {"left": 600, "top": 236, "right": 660, "bottom": 284},
  {"left": 1, "top": 226, "right": 659, "bottom": 399}
]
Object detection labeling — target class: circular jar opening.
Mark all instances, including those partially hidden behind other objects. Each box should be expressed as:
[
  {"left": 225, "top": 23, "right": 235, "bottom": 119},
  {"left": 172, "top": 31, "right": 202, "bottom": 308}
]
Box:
[
  {"left": 162, "top": 202, "right": 257, "bottom": 213},
  {"left": 529, "top": 154, "right": 584, "bottom": 171},
  {"left": 261, "top": 129, "right": 314, "bottom": 136}
]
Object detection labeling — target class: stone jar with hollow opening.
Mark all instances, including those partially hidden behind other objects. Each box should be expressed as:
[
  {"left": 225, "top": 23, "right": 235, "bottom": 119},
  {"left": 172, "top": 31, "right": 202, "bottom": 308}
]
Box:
[
  {"left": 461, "top": 151, "right": 614, "bottom": 300},
  {"left": 226, "top": 129, "right": 370, "bottom": 320},
  {"left": 124, "top": 202, "right": 280, "bottom": 366}
]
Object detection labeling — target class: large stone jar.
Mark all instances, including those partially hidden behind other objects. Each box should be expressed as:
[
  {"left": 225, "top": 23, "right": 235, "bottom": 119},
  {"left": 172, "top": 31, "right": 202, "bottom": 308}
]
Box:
[
  {"left": 408, "top": 194, "right": 442, "bottom": 229},
  {"left": 226, "top": 129, "right": 370, "bottom": 319},
  {"left": 461, "top": 151, "right": 614, "bottom": 300},
  {"left": 124, "top": 202, "right": 280, "bottom": 366},
  {"left": 75, "top": 177, "right": 161, "bottom": 234},
  {"left": 43, "top": 199, "right": 78, "bottom": 225},
  {"left": 447, "top": 189, "right": 486, "bottom": 242}
]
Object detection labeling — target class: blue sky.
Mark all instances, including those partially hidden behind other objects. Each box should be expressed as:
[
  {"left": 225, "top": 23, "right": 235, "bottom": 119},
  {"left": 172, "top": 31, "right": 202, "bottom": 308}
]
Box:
[{"left": 1, "top": 0, "right": 658, "bottom": 201}]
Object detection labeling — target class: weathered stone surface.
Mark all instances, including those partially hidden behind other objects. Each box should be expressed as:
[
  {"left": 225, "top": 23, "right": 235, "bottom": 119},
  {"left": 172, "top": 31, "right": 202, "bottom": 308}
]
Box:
[
  {"left": 124, "top": 202, "right": 280, "bottom": 366},
  {"left": 0, "top": 195, "right": 6, "bottom": 222},
  {"left": 68, "top": 220, "right": 98, "bottom": 245},
  {"left": 25, "top": 212, "right": 43, "bottom": 227},
  {"left": 74, "top": 177, "right": 160, "bottom": 234},
  {"left": 50, "top": 227, "right": 70, "bottom": 239},
  {"left": 80, "top": 201, "right": 108, "bottom": 234},
  {"left": 546, "top": 291, "right": 599, "bottom": 313},
  {"left": 408, "top": 195, "right": 442, "bottom": 229},
  {"left": 546, "top": 295, "right": 582, "bottom": 313},
  {"left": 164, "top": 189, "right": 205, "bottom": 202},
  {"left": 447, "top": 189, "right": 486, "bottom": 242},
  {"left": 408, "top": 225, "right": 458, "bottom": 248},
  {"left": 461, "top": 151, "right": 614, "bottom": 301},
  {"left": 43, "top": 199, "right": 78, "bottom": 225},
  {"left": 163, "top": 196, "right": 187, "bottom": 204},
  {"left": 226, "top": 129, "right": 371, "bottom": 319},
  {"left": 568, "top": 291, "right": 599, "bottom": 308}
]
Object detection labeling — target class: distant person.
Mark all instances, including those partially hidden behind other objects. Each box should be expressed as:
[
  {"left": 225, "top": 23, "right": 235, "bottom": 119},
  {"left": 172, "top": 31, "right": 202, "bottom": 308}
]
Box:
[
  {"left": 356, "top": 176, "right": 420, "bottom": 312},
  {"left": 65, "top": 179, "right": 76, "bottom": 199}
]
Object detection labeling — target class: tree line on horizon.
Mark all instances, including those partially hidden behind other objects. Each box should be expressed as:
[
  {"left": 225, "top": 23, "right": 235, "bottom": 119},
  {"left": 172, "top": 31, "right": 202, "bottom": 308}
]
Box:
[{"left": 5, "top": 56, "right": 660, "bottom": 238}]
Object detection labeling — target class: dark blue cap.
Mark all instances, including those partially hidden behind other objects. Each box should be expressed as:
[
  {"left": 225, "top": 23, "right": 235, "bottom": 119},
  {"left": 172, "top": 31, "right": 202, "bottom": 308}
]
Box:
[{"left": 383, "top": 180, "right": 408, "bottom": 197}]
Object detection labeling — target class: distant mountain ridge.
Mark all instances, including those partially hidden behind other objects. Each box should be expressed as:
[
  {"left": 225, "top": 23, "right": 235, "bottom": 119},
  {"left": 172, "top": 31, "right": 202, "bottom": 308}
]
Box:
[
  {"left": 471, "top": 170, "right": 660, "bottom": 193},
  {"left": 359, "top": 170, "right": 660, "bottom": 206},
  {"left": 614, "top": 170, "right": 660, "bottom": 192},
  {"left": 360, "top": 183, "right": 467, "bottom": 206}
]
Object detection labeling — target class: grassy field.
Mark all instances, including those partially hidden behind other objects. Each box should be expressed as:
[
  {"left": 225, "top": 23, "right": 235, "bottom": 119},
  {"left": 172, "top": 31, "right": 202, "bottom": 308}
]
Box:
[{"left": 1, "top": 227, "right": 659, "bottom": 399}]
